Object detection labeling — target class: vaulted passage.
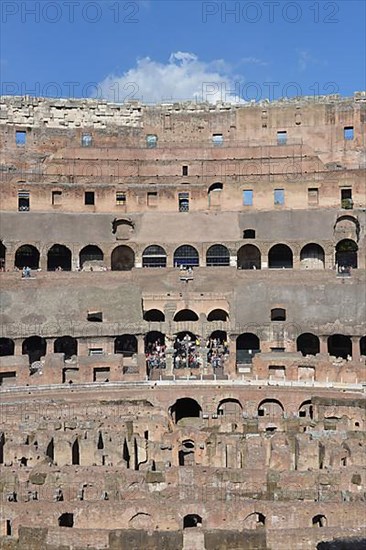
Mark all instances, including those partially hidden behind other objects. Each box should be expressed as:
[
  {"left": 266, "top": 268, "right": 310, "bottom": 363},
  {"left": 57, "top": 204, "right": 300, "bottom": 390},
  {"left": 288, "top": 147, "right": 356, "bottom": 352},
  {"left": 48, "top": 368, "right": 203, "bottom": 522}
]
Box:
[
  {"left": 268, "top": 244, "right": 293, "bottom": 268},
  {"left": 79, "top": 245, "right": 104, "bottom": 269},
  {"left": 170, "top": 398, "right": 202, "bottom": 424},
  {"left": 0, "top": 338, "right": 15, "bottom": 357},
  {"left": 15, "top": 244, "right": 40, "bottom": 269},
  {"left": 207, "top": 309, "right": 228, "bottom": 322},
  {"left": 328, "top": 334, "right": 352, "bottom": 359},
  {"left": 300, "top": 243, "right": 325, "bottom": 269},
  {"left": 47, "top": 244, "right": 72, "bottom": 271},
  {"left": 174, "top": 309, "right": 199, "bottom": 322},
  {"left": 54, "top": 336, "right": 78, "bottom": 360},
  {"left": 237, "top": 244, "right": 261, "bottom": 270},
  {"left": 114, "top": 335, "right": 137, "bottom": 356},
  {"left": 236, "top": 333, "right": 260, "bottom": 364},
  {"left": 22, "top": 336, "right": 47, "bottom": 364},
  {"left": 183, "top": 514, "right": 202, "bottom": 528},
  {"left": 111, "top": 245, "right": 135, "bottom": 271},
  {"left": 336, "top": 239, "right": 358, "bottom": 269},
  {"left": 297, "top": 333, "right": 320, "bottom": 356},
  {"left": 143, "top": 309, "right": 165, "bottom": 322}
]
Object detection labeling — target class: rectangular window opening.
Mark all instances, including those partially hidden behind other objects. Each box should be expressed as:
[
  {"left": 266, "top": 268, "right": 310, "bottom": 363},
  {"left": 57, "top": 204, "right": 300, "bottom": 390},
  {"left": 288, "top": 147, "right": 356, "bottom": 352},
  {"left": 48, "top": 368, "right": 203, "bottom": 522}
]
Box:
[
  {"left": 182, "top": 165, "right": 188, "bottom": 176},
  {"left": 277, "top": 130, "right": 287, "bottom": 145},
  {"left": 93, "top": 367, "right": 110, "bottom": 382},
  {"left": 52, "top": 190, "right": 62, "bottom": 205},
  {"left": 18, "top": 190, "right": 30, "bottom": 211},
  {"left": 243, "top": 189, "right": 253, "bottom": 206},
  {"left": 341, "top": 188, "right": 353, "bottom": 209},
  {"left": 344, "top": 126, "right": 354, "bottom": 140},
  {"left": 179, "top": 192, "right": 189, "bottom": 212},
  {"left": 116, "top": 192, "right": 126, "bottom": 205},
  {"left": 146, "top": 134, "right": 157, "bottom": 148},
  {"left": 16, "top": 130, "right": 26, "bottom": 145},
  {"left": 147, "top": 191, "right": 158, "bottom": 206},
  {"left": 81, "top": 133, "right": 92, "bottom": 147},
  {"left": 85, "top": 191, "right": 95, "bottom": 205},
  {"left": 89, "top": 348, "right": 104, "bottom": 356},
  {"left": 87, "top": 311, "right": 103, "bottom": 322},
  {"left": 308, "top": 188, "right": 319, "bottom": 206},
  {"left": 274, "top": 188, "right": 285, "bottom": 205},
  {"left": 212, "top": 133, "right": 224, "bottom": 146}
]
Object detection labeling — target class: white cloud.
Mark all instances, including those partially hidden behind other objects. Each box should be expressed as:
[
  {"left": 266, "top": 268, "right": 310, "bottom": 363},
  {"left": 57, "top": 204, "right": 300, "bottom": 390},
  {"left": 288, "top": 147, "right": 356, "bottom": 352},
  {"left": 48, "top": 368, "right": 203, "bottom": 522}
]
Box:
[{"left": 97, "top": 52, "right": 247, "bottom": 104}]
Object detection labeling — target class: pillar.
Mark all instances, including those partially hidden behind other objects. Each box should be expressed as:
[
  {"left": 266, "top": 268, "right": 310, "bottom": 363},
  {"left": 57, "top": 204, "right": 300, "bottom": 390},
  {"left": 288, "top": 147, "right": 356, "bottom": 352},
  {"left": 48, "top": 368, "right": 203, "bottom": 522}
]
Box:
[
  {"left": 319, "top": 336, "right": 328, "bottom": 355},
  {"left": 352, "top": 337, "right": 361, "bottom": 361}
]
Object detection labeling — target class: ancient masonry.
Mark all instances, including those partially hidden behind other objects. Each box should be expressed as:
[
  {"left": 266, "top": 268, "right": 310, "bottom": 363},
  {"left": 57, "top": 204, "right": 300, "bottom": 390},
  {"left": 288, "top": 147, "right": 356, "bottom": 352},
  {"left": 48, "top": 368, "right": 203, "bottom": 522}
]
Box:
[{"left": 0, "top": 93, "right": 365, "bottom": 550}]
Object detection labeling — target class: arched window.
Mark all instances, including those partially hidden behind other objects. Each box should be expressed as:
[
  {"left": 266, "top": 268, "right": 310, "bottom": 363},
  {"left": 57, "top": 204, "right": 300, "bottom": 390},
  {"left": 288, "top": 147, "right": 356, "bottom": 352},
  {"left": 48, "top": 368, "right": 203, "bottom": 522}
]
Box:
[
  {"left": 328, "top": 334, "right": 352, "bottom": 359},
  {"left": 243, "top": 512, "right": 266, "bottom": 529},
  {"left": 71, "top": 439, "right": 80, "bottom": 465},
  {"left": 268, "top": 244, "right": 293, "bottom": 268},
  {"left": 142, "top": 245, "right": 167, "bottom": 268},
  {"left": 257, "top": 399, "right": 284, "bottom": 418},
  {"left": 15, "top": 245, "right": 40, "bottom": 270},
  {"left": 217, "top": 399, "right": 242, "bottom": 419},
  {"left": 297, "top": 333, "right": 320, "bottom": 356},
  {"left": 298, "top": 400, "right": 313, "bottom": 419},
  {"left": 22, "top": 336, "right": 46, "bottom": 364},
  {"left": 312, "top": 515, "right": 327, "bottom": 528},
  {"left": 300, "top": 243, "right": 325, "bottom": 269},
  {"left": 206, "top": 244, "right": 230, "bottom": 266},
  {"left": 208, "top": 182, "right": 223, "bottom": 208},
  {"left": 47, "top": 244, "right": 72, "bottom": 271},
  {"left": 143, "top": 309, "right": 165, "bottom": 322},
  {"left": 179, "top": 440, "right": 195, "bottom": 466},
  {"left": 174, "top": 309, "right": 199, "bottom": 322},
  {"left": 111, "top": 245, "right": 135, "bottom": 271},
  {"left": 271, "top": 308, "right": 286, "bottom": 321},
  {"left": 79, "top": 245, "right": 103, "bottom": 269},
  {"left": 336, "top": 239, "right": 358, "bottom": 269},
  {"left": 173, "top": 245, "right": 199, "bottom": 267},
  {"left": 183, "top": 514, "right": 202, "bottom": 529},
  {"left": 237, "top": 244, "right": 261, "bottom": 270},
  {"left": 0, "top": 338, "right": 15, "bottom": 357},
  {"left": 114, "top": 335, "right": 137, "bottom": 356},
  {"left": 207, "top": 309, "right": 229, "bottom": 322},
  {"left": 0, "top": 241, "right": 6, "bottom": 270},
  {"left": 54, "top": 336, "right": 78, "bottom": 360},
  {"left": 170, "top": 398, "right": 202, "bottom": 424},
  {"left": 236, "top": 333, "right": 260, "bottom": 364}
]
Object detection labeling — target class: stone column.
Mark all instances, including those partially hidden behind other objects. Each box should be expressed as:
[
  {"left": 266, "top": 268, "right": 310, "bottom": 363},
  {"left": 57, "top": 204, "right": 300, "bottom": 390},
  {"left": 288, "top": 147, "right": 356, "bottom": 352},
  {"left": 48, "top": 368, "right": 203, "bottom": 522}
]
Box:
[
  {"left": 226, "top": 335, "right": 237, "bottom": 379},
  {"left": 351, "top": 337, "right": 361, "bottom": 361},
  {"left": 319, "top": 336, "right": 328, "bottom": 355}
]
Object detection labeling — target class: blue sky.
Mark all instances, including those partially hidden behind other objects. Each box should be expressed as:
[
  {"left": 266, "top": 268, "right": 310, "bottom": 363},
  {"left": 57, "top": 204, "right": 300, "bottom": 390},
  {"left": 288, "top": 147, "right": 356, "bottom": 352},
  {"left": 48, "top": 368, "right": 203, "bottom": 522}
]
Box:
[{"left": 1, "top": 0, "right": 365, "bottom": 103}]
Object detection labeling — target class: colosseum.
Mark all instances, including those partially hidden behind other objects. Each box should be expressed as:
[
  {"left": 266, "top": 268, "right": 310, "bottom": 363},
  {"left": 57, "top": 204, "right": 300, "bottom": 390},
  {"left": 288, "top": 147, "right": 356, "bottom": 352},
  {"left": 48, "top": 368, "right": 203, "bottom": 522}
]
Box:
[{"left": 0, "top": 93, "right": 365, "bottom": 549}]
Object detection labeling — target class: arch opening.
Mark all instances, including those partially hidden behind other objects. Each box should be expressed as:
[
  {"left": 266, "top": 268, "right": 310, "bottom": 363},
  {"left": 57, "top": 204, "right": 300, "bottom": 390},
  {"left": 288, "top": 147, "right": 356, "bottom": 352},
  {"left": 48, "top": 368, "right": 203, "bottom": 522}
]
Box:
[
  {"left": 111, "top": 245, "right": 135, "bottom": 271},
  {"left": 145, "top": 331, "right": 166, "bottom": 372},
  {"left": 328, "top": 334, "right": 352, "bottom": 359},
  {"left": 297, "top": 333, "right": 320, "bottom": 356},
  {"left": 300, "top": 243, "right": 325, "bottom": 269},
  {"left": 336, "top": 239, "right": 358, "bottom": 269},
  {"left": 206, "top": 244, "right": 230, "bottom": 266},
  {"left": 0, "top": 241, "right": 6, "bottom": 270},
  {"left": 183, "top": 514, "right": 202, "bottom": 529},
  {"left": 174, "top": 332, "right": 199, "bottom": 369},
  {"left": 54, "top": 336, "right": 78, "bottom": 360},
  {"left": 79, "top": 245, "right": 104, "bottom": 269},
  {"left": 143, "top": 309, "right": 165, "bottom": 322},
  {"left": 173, "top": 245, "right": 199, "bottom": 268},
  {"left": 142, "top": 245, "right": 167, "bottom": 268},
  {"left": 237, "top": 244, "right": 261, "bottom": 270},
  {"left": 47, "top": 244, "right": 72, "bottom": 271},
  {"left": 217, "top": 398, "right": 242, "bottom": 419},
  {"left": 243, "top": 512, "right": 266, "bottom": 529},
  {"left": 258, "top": 399, "right": 284, "bottom": 418},
  {"left": 114, "top": 335, "right": 137, "bottom": 357},
  {"left": 0, "top": 338, "right": 15, "bottom": 357},
  {"left": 207, "top": 309, "right": 229, "bottom": 322},
  {"left": 174, "top": 309, "right": 199, "bottom": 322},
  {"left": 15, "top": 244, "right": 40, "bottom": 270},
  {"left": 22, "top": 336, "right": 46, "bottom": 365},
  {"left": 236, "top": 333, "right": 260, "bottom": 364},
  {"left": 170, "top": 398, "right": 202, "bottom": 424},
  {"left": 360, "top": 336, "right": 366, "bottom": 356},
  {"left": 268, "top": 244, "right": 293, "bottom": 269}
]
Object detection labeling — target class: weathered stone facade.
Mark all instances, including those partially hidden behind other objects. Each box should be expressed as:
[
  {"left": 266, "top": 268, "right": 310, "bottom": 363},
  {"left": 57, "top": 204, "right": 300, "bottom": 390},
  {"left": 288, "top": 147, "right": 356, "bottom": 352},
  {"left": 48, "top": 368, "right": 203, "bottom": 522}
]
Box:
[{"left": 0, "top": 94, "right": 365, "bottom": 549}]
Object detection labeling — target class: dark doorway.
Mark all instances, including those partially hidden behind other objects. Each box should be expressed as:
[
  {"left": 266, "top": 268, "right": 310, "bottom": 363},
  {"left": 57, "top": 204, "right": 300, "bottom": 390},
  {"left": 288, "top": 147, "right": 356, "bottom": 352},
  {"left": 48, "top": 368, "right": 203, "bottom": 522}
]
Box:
[
  {"left": 171, "top": 398, "right": 202, "bottom": 424},
  {"left": 114, "top": 335, "right": 137, "bottom": 356},
  {"left": 15, "top": 244, "right": 40, "bottom": 269},
  {"left": 54, "top": 336, "right": 78, "bottom": 360},
  {"left": 47, "top": 244, "right": 72, "bottom": 271},
  {"left": 71, "top": 440, "right": 80, "bottom": 465},
  {"left": 22, "top": 336, "right": 46, "bottom": 364},
  {"left": 111, "top": 245, "right": 135, "bottom": 271},
  {"left": 328, "top": 334, "right": 352, "bottom": 359},
  {"left": 297, "top": 333, "right": 320, "bottom": 356},
  {"left": 268, "top": 244, "right": 293, "bottom": 268},
  {"left": 336, "top": 239, "right": 358, "bottom": 269},
  {"left": 0, "top": 338, "right": 15, "bottom": 357},
  {"left": 237, "top": 244, "right": 261, "bottom": 269},
  {"left": 79, "top": 245, "right": 103, "bottom": 269},
  {"left": 58, "top": 513, "right": 74, "bottom": 527},
  {"left": 183, "top": 514, "right": 202, "bottom": 528}
]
